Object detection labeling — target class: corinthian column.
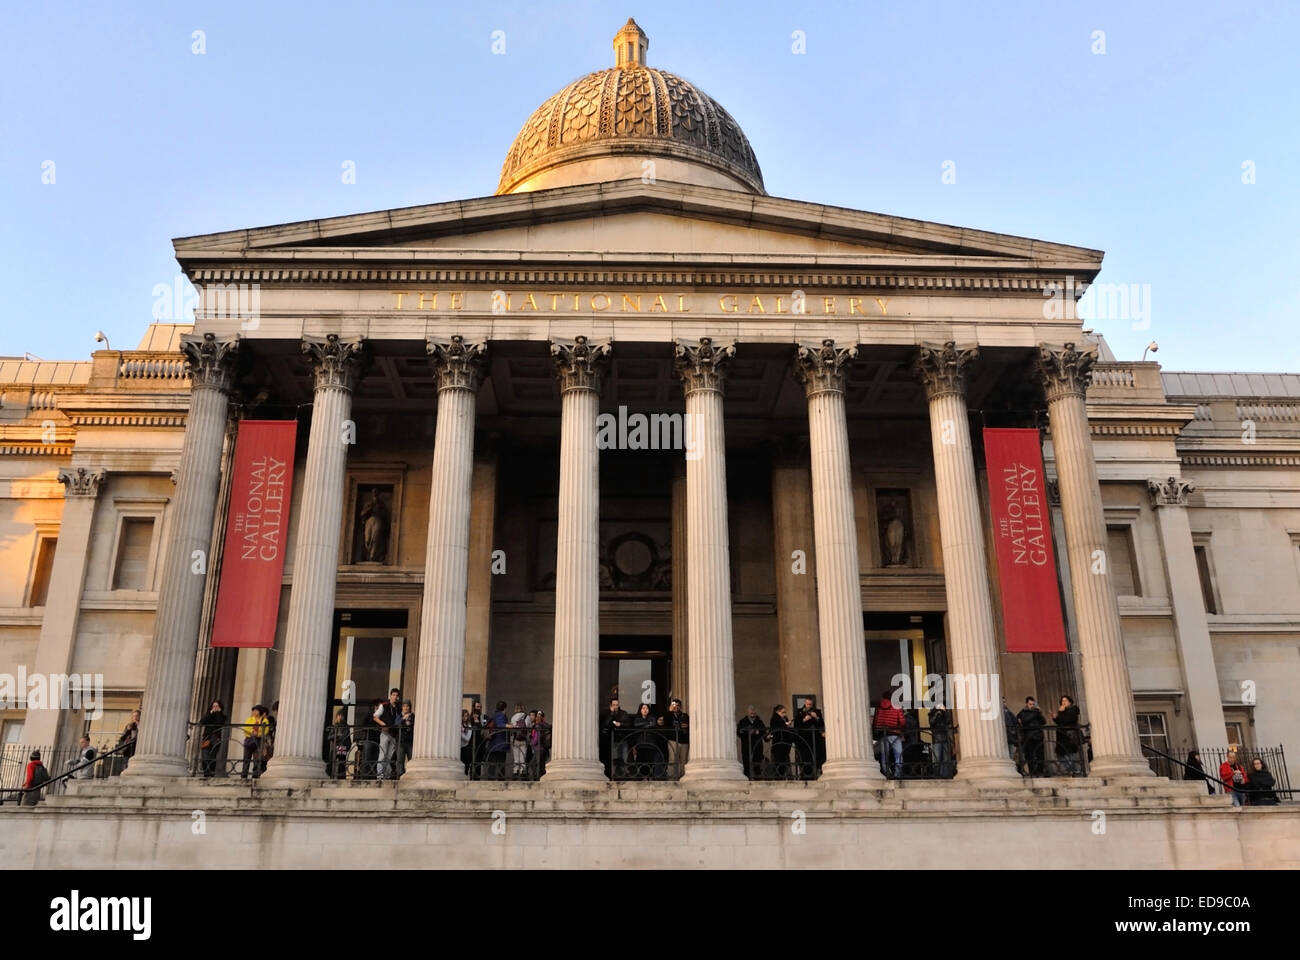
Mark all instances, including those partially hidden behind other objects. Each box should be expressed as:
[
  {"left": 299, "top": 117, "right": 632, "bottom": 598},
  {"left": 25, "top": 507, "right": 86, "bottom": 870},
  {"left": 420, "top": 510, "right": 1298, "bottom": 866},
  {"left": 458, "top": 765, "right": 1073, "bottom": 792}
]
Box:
[
  {"left": 264, "top": 334, "right": 368, "bottom": 781},
  {"left": 914, "top": 342, "right": 1019, "bottom": 782},
  {"left": 675, "top": 337, "right": 746, "bottom": 782},
  {"left": 125, "top": 333, "right": 238, "bottom": 778},
  {"left": 793, "top": 340, "right": 879, "bottom": 782},
  {"left": 406, "top": 336, "right": 487, "bottom": 784},
  {"left": 1038, "top": 343, "right": 1151, "bottom": 778},
  {"left": 542, "top": 336, "right": 611, "bottom": 783}
]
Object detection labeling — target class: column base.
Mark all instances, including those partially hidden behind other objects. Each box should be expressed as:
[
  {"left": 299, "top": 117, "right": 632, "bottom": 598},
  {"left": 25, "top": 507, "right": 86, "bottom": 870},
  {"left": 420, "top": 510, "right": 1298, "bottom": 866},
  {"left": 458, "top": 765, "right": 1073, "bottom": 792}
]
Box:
[
  {"left": 954, "top": 755, "right": 1022, "bottom": 786},
  {"left": 1088, "top": 754, "right": 1158, "bottom": 779},
  {"left": 261, "top": 755, "right": 327, "bottom": 783},
  {"left": 118, "top": 754, "right": 188, "bottom": 779},
  {"left": 540, "top": 759, "right": 607, "bottom": 784},
  {"left": 400, "top": 758, "right": 467, "bottom": 787},
  {"left": 680, "top": 758, "right": 747, "bottom": 784},
  {"left": 818, "top": 759, "right": 885, "bottom": 783}
]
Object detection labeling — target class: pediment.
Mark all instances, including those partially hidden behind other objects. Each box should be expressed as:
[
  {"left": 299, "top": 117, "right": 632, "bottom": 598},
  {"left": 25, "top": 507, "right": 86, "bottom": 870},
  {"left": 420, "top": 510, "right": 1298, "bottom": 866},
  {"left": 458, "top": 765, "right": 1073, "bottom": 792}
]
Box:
[{"left": 173, "top": 178, "right": 1103, "bottom": 274}]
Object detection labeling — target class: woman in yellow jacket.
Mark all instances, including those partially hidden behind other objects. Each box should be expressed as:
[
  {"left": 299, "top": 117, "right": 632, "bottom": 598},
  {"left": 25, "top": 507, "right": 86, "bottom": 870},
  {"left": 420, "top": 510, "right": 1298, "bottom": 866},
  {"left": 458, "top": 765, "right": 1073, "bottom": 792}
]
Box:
[{"left": 240, "top": 704, "right": 270, "bottom": 779}]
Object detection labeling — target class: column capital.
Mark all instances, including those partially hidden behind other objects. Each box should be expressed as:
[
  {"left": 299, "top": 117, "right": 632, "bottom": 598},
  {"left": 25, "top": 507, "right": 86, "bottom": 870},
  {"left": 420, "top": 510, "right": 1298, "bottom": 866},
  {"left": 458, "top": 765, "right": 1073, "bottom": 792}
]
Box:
[
  {"left": 180, "top": 332, "right": 240, "bottom": 392},
  {"left": 794, "top": 338, "right": 857, "bottom": 398},
  {"left": 913, "top": 341, "right": 978, "bottom": 400},
  {"left": 58, "top": 467, "right": 106, "bottom": 498},
  {"left": 1147, "top": 475, "right": 1195, "bottom": 507},
  {"left": 1037, "top": 342, "right": 1097, "bottom": 403},
  {"left": 301, "top": 334, "right": 369, "bottom": 392},
  {"left": 550, "top": 335, "right": 611, "bottom": 394},
  {"left": 427, "top": 335, "right": 488, "bottom": 393},
  {"left": 674, "top": 337, "right": 735, "bottom": 396}
]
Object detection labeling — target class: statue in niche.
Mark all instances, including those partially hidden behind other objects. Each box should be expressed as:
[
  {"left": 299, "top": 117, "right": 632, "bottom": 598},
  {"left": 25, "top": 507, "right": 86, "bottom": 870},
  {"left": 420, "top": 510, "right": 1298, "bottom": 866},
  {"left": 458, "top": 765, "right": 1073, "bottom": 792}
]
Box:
[
  {"left": 354, "top": 485, "right": 392, "bottom": 563},
  {"left": 876, "top": 489, "right": 914, "bottom": 567}
]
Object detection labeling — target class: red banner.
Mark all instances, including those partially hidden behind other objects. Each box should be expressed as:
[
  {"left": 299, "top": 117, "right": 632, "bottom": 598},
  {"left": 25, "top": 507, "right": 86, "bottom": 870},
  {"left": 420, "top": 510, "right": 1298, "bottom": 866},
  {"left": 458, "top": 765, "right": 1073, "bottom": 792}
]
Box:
[
  {"left": 983, "top": 428, "right": 1068, "bottom": 653},
  {"left": 211, "top": 421, "right": 296, "bottom": 648}
]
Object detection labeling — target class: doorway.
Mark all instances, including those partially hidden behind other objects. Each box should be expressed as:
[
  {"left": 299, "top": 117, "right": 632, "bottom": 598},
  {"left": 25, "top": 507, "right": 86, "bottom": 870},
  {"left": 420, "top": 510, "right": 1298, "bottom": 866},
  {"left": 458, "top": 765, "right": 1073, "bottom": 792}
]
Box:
[
  {"left": 327, "top": 609, "right": 409, "bottom": 729},
  {"left": 599, "top": 635, "right": 671, "bottom": 714}
]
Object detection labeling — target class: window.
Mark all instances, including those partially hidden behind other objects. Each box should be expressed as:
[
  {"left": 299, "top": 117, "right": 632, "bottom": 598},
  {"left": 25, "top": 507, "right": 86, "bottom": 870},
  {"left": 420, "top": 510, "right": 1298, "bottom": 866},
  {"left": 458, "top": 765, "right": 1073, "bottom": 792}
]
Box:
[
  {"left": 1106, "top": 525, "right": 1141, "bottom": 596},
  {"left": 27, "top": 536, "right": 57, "bottom": 606},
  {"left": 112, "top": 518, "right": 154, "bottom": 590},
  {"left": 1194, "top": 544, "right": 1218, "bottom": 614},
  {"left": 85, "top": 702, "right": 139, "bottom": 752},
  {"left": 1225, "top": 721, "right": 1247, "bottom": 752},
  {"left": 1136, "top": 713, "right": 1170, "bottom": 753}
]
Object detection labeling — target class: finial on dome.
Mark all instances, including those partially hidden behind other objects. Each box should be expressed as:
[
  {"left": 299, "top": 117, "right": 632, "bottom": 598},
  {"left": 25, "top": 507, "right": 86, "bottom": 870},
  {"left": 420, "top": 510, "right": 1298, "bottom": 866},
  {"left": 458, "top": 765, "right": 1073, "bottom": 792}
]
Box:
[{"left": 614, "top": 18, "right": 648, "bottom": 68}]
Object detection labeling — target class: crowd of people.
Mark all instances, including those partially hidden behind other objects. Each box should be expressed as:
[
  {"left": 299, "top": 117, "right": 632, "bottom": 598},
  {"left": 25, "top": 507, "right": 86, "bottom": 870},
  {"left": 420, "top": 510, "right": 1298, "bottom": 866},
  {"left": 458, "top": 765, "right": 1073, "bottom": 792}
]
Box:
[{"left": 1001, "top": 695, "right": 1086, "bottom": 776}]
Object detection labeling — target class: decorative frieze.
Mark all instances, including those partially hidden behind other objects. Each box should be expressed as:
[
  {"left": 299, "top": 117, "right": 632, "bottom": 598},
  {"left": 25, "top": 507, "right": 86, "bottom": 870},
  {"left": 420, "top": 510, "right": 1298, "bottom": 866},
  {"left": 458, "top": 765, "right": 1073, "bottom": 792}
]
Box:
[
  {"left": 427, "top": 335, "right": 488, "bottom": 393},
  {"left": 57, "top": 467, "right": 105, "bottom": 498},
  {"left": 1037, "top": 342, "right": 1097, "bottom": 403},
  {"left": 1147, "top": 476, "right": 1196, "bottom": 507},
  {"left": 913, "top": 341, "right": 978, "bottom": 400},
  {"left": 793, "top": 338, "right": 857, "bottom": 398},
  {"left": 550, "top": 335, "right": 611, "bottom": 394},
  {"left": 674, "top": 337, "right": 735, "bottom": 396},
  {"left": 301, "top": 334, "right": 369, "bottom": 392}
]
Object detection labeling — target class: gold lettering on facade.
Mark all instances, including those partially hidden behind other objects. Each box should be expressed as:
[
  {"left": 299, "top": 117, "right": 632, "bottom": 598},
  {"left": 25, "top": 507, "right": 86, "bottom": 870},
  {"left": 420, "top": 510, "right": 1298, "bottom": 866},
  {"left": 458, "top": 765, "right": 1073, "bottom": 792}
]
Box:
[
  {"left": 650, "top": 294, "right": 669, "bottom": 312},
  {"left": 875, "top": 297, "right": 888, "bottom": 315},
  {"left": 849, "top": 297, "right": 865, "bottom": 315},
  {"left": 591, "top": 293, "right": 611, "bottom": 311},
  {"left": 775, "top": 297, "right": 786, "bottom": 314},
  {"left": 418, "top": 292, "right": 437, "bottom": 310},
  {"left": 719, "top": 295, "right": 739, "bottom": 313},
  {"left": 390, "top": 292, "right": 406, "bottom": 309},
  {"left": 622, "top": 294, "right": 641, "bottom": 312},
  {"left": 550, "top": 293, "right": 563, "bottom": 312},
  {"left": 748, "top": 296, "right": 765, "bottom": 314},
  {"left": 449, "top": 292, "right": 464, "bottom": 310},
  {"left": 823, "top": 296, "right": 837, "bottom": 315},
  {"left": 677, "top": 294, "right": 690, "bottom": 313},
  {"left": 520, "top": 293, "right": 539, "bottom": 312}
]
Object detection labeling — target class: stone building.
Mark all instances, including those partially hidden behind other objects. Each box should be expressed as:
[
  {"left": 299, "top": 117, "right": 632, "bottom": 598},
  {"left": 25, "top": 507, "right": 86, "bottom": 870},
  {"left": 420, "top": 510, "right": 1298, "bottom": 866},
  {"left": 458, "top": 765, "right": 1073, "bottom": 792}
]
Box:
[{"left": 1, "top": 20, "right": 1297, "bottom": 867}]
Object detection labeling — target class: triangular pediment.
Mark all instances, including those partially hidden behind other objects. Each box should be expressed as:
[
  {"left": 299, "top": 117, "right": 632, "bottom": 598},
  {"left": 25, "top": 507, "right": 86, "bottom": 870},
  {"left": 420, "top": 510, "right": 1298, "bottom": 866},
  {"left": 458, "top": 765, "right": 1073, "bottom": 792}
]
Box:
[{"left": 172, "top": 178, "right": 1103, "bottom": 274}]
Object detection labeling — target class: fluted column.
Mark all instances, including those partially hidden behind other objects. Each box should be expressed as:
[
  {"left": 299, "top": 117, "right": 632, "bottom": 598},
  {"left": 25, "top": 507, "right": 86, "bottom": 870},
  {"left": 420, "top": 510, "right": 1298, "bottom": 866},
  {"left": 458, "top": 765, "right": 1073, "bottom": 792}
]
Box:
[
  {"left": 406, "top": 336, "right": 487, "bottom": 783},
  {"left": 914, "top": 342, "right": 1019, "bottom": 782},
  {"left": 1038, "top": 343, "right": 1151, "bottom": 777},
  {"left": 794, "top": 341, "right": 880, "bottom": 781},
  {"left": 125, "top": 333, "right": 239, "bottom": 777},
  {"left": 676, "top": 338, "right": 746, "bottom": 782},
  {"left": 671, "top": 459, "right": 689, "bottom": 702},
  {"left": 264, "top": 335, "right": 368, "bottom": 781},
  {"left": 542, "top": 336, "right": 611, "bottom": 782}
]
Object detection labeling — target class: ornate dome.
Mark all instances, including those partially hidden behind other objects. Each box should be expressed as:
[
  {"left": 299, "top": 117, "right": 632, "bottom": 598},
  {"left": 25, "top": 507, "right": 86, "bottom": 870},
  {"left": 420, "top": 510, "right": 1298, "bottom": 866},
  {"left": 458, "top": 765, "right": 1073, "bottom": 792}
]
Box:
[{"left": 497, "top": 19, "right": 764, "bottom": 195}]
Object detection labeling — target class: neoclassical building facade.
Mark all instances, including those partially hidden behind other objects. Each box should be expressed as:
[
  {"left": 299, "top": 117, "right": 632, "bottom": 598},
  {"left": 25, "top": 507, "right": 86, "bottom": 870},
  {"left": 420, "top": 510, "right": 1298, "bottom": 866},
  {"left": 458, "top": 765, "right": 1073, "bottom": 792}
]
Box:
[{"left": 3, "top": 22, "right": 1298, "bottom": 802}]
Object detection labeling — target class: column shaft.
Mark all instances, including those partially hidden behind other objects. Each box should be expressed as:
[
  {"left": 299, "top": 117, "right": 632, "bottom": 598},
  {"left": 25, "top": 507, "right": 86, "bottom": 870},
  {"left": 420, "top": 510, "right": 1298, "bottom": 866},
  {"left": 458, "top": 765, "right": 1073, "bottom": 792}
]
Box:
[{"left": 126, "top": 334, "right": 237, "bottom": 777}]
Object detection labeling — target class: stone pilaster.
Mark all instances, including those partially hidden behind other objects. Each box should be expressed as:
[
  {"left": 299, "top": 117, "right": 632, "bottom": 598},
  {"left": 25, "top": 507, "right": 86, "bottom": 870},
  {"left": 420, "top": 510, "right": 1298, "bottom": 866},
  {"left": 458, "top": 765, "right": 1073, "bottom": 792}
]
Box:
[
  {"left": 25, "top": 468, "right": 107, "bottom": 750},
  {"left": 264, "top": 334, "right": 368, "bottom": 781},
  {"left": 464, "top": 435, "right": 499, "bottom": 703},
  {"left": 1037, "top": 343, "right": 1152, "bottom": 778},
  {"left": 406, "top": 336, "right": 487, "bottom": 784},
  {"left": 671, "top": 458, "right": 689, "bottom": 703},
  {"left": 542, "top": 336, "right": 611, "bottom": 783},
  {"left": 126, "top": 333, "right": 239, "bottom": 777},
  {"left": 914, "top": 342, "right": 1019, "bottom": 781},
  {"left": 1147, "top": 476, "right": 1228, "bottom": 758},
  {"left": 770, "top": 436, "right": 820, "bottom": 705},
  {"left": 675, "top": 337, "right": 746, "bottom": 782},
  {"left": 793, "top": 340, "right": 879, "bottom": 781}
]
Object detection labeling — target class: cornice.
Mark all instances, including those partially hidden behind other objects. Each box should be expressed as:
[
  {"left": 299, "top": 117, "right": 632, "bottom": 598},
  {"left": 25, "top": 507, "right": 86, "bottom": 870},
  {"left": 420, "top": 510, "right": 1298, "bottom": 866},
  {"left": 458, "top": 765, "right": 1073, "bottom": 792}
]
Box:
[{"left": 0, "top": 443, "right": 74, "bottom": 457}]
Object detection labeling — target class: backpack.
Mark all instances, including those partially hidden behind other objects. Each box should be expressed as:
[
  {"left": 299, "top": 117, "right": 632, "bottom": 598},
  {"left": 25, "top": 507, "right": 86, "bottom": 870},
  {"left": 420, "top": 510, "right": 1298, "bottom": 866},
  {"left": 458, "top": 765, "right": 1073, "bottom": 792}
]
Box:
[{"left": 29, "top": 763, "right": 50, "bottom": 788}]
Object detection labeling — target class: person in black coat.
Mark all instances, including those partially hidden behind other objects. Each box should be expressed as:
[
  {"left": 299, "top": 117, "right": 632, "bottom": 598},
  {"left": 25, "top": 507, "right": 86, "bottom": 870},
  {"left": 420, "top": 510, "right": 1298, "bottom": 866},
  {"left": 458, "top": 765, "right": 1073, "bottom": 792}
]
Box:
[
  {"left": 1245, "top": 757, "right": 1279, "bottom": 805},
  {"left": 600, "top": 698, "right": 631, "bottom": 776},
  {"left": 1017, "top": 697, "right": 1047, "bottom": 776},
  {"left": 199, "top": 700, "right": 228, "bottom": 778},
  {"left": 1184, "top": 749, "right": 1213, "bottom": 795},
  {"left": 1051, "top": 695, "right": 1082, "bottom": 775},
  {"left": 795, "top": 698, "right": 826, "bottom": 777},
  {"left": 929, "top": 703, "right": 954, "bottom": 778},
  {"left": 1002, "top": 699, "right": 1020, "bottom": 767},
  {"left": 769, "top": 704, "right": 796, "bottom": 777},
  {"left": 737, "top": 706, "right": 766, "bottom": 779}
]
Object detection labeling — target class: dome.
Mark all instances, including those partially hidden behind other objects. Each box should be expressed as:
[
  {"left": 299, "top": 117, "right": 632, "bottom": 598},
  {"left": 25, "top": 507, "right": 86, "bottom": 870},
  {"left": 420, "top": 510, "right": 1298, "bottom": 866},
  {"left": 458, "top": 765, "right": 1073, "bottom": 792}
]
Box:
[{"left": 497, "top": 19, "right": 764, "bottom": 195}]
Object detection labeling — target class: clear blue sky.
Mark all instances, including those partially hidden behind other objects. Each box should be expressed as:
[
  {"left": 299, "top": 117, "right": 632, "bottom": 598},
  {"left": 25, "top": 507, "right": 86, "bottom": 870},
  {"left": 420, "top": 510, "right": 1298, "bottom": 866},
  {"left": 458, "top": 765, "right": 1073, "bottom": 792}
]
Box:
[{"left": 2, "top": 0, "right": 1296, "bottom": 371}]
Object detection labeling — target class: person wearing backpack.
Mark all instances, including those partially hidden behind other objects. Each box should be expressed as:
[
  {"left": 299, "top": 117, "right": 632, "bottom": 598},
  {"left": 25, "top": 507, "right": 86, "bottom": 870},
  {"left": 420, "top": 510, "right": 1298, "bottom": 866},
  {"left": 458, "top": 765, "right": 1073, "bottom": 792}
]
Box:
[{"left": 22, "top": 750, "right": 49, "bottom": 806}]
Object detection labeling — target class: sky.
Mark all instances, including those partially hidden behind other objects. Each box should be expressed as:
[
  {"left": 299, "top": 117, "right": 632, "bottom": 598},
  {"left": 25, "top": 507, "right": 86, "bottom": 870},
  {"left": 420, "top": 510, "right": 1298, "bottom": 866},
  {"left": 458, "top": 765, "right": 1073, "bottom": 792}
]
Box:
[{"left": 1, "top": 0, "right": 1296, "bottom": 371}]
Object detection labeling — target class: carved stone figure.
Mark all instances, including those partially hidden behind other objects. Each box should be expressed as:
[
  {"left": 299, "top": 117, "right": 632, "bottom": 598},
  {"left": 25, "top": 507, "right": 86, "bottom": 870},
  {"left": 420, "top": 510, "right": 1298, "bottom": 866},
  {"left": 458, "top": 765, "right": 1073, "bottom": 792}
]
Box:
[{"left": 356, "top": 487, "right": 391, "bottom": 563}]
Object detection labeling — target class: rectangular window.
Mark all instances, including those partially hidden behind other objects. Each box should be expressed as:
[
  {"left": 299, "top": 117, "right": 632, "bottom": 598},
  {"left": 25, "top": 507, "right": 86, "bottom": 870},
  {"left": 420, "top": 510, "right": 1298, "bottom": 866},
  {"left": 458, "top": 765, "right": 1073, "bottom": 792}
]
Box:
[
  {"left": 28, "top": 536, "right": 57, "bottom": 606},
  {"left": 112, "top": 518, "right": 154, "bottom": 591},
  {"left": 85, "top": 703, "right": 138, "bottom": 752},
  {"left": 1136, "top": 713, "right": 1169, "bottom": 752},
  {"left": 1106, "top": 526, "right": 1141, "bottom": 596},
  {"left": 1194, "top": 545, "right": 1218, "bottom": 614}
]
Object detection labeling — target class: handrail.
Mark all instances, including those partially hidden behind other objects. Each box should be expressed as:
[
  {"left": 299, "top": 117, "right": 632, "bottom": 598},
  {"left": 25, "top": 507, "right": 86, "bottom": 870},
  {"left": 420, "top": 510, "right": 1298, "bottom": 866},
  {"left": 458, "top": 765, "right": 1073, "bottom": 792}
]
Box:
[
  {"left": 0, "top": 740, "right": 134, "bottom": 804},
  {"left": 1140, "top": 742, "right": 1231, "bottom": 790}
]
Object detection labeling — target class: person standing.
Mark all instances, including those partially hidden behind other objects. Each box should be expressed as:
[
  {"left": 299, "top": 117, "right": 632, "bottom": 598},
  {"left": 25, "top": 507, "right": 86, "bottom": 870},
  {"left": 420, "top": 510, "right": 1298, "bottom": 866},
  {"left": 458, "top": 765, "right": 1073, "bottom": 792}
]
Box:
[
  {"left": 872, "top": 691, "right": 906, "bottom": 778},
  {"left": 795, "top": 698, "right": 826, "bottom": 777},
  {"left": 485, "top": 700, "right": 511, "bottom": 779},
  {"left": 1002, "top": 698, "right": 1020, "bottom": 769},
  {"left": 509, "top": 702, "right": 529, "bottom": 777},
  {"left": 240, "top": 705, "right": 269, "bottom": 780},
  {"left": 1050, "top": 695, "right": 1082, "bottom": 776},
  {"left": 1184, "top": 749, "right": 1213, "bottom": 795},
  {"left": 68, "top": 736, "right": 98, "bottom": 780},
  {"left": 1017, "top": 697, "right": 1047, "bottom": 776},
  {"left": 199, "top": 700, "right": 228, "bottom": 778},
  {"left": 1220, "top": 750, "right": 1249, "bottom": 807},
  {"left": 769, "top": 704, "right": 796, "bottom": 778},
  {"left": 460, "top": 709, "right": 475, "bottom": 775},
  {"left": 600, "top": 698, "right": 630, "bottom": 777},
  {"left": 22, "top": 750, "right": 49, "bottom": 806},
  {"left": 529, "top": 710, "right": 552, "bottom": 780},
  {"left": 398, "top": 700, "right": 415, "bottom": 776},
  {"left": 929, "top": 702, "right": 953, "bottom": 778},
  {"left": 737, "top": 705, "right": 766, "bottom": 779},
  {"left": 116, "top": 709, "right": 140, "bottom": 772},
  {"left": 665, "top": 698, "right": 689, "bottom": 777},
  {"left": 328, "top": 709, "right": 352, "bottom": 779},
  {"left": 373, "top": 688, "right": 402, "bottom": 780},
  {"left": 1245, "top": 757, "right": 1278, "bottom": 805}
]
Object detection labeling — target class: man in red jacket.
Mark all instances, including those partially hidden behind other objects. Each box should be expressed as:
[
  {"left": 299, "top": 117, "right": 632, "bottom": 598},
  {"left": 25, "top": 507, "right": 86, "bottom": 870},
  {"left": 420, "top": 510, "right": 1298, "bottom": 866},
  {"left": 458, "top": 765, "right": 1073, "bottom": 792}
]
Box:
[
  {"left": 873, "top": 690, "right": 907, "bottom": 778},
  {"left": 1220, "top": 750, "right": 1249, "bottom": 807}
]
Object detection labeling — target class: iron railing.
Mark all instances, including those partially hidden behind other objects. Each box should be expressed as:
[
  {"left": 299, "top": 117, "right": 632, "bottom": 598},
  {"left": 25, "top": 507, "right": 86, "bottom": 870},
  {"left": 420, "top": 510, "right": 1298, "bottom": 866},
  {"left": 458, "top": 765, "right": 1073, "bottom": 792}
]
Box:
[
  {"left": 1006, "top": 722, "right": 1091, "bottom": 777},
  {"left": 466, "top": 723, "right": 551, "bottom": 781},
  {"left": 873, "top": 724, "right": 960, "bottom": 780},
  {"left": 1141, "top": 743, "right": 1293, "bottom": 804},
  {"left": 0, "top": 740, "right": 133, "bottom": 805}
]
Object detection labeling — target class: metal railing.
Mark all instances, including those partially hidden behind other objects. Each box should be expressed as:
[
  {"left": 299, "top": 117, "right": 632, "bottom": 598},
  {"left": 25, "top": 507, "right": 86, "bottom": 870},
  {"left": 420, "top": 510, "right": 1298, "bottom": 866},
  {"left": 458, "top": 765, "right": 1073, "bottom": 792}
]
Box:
[
  {"left": 607, "top": 726, "right": 687, "bottom": 781},
  {"left": 1141, "top": 743, "right": 1294, "bottom": 804},
  {"left": 0, "top": 740, "right": 133, "bottom": 805},
  {"left": 465, "top": 723, "right": 551, "bottom": 781},
  {"left": 1006, "top": 722, "right": 1091, "bottom": 778},
  {"left": 874, "top": 724, "right": 960, "bottom": 780}
]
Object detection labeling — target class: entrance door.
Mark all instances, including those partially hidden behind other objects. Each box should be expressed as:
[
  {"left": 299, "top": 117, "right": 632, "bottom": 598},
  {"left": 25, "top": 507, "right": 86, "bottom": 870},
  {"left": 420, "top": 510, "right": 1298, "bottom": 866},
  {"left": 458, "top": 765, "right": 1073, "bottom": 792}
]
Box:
[
  {"left": 328, "top": 610, "right": 408, "bottom": 729},
  {"left": 599, "top": 636, "right": 670, "bottom": 713}
]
